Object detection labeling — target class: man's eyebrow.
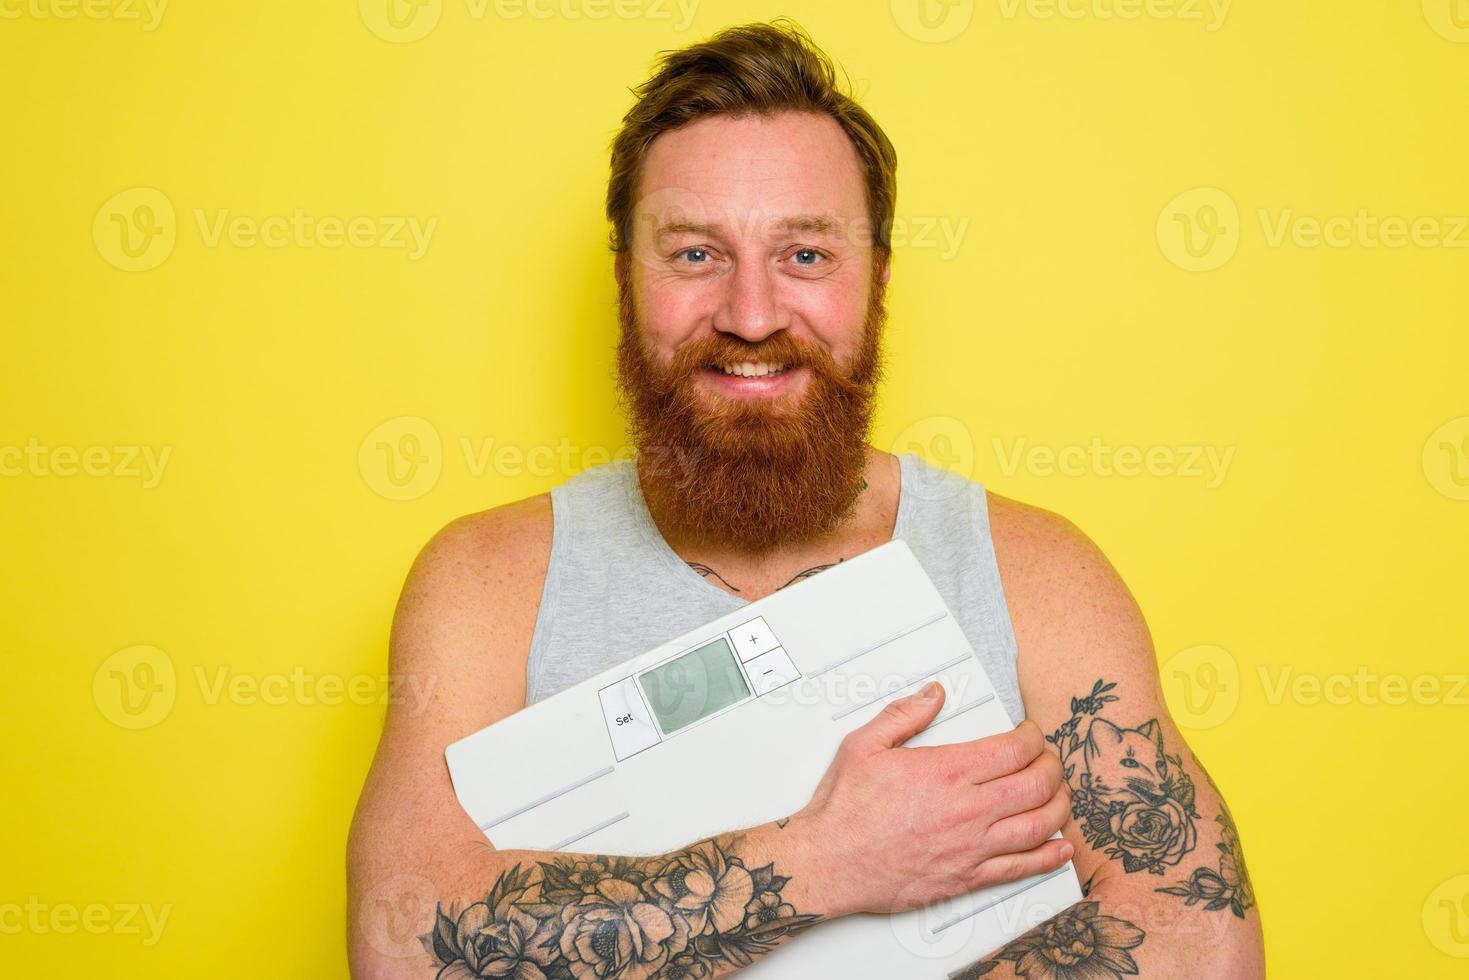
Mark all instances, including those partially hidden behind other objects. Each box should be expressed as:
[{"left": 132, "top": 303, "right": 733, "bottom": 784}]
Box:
[
  {"left": 654, "top": 214, "right": 846, "bottom": 238},
  {"left": 775, "top": 214, "right": 843, "bottom": 236}
]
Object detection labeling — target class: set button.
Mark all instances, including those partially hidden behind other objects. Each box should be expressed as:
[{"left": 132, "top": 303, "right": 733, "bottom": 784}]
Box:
[{"left": 598, "top": 677, "right": 660, "bottom": 760}]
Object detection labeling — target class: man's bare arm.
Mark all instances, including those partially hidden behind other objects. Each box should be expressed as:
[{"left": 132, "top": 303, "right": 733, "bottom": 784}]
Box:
[
  {"left": 346, "top": 501, "right": 840, "bottom": 977},
  {"left": 953, "top": 497, "right": 1265, "bottom": 978}
]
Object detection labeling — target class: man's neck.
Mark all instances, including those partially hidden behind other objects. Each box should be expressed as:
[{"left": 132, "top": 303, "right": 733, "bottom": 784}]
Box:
[{"left": 640, "top": 447, "right": 902, "bottom": 601}]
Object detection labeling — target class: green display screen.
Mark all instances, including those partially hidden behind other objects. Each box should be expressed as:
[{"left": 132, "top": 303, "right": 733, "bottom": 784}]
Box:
[{"left": 638, "top": 637, "right": 750, "bottom": 735}]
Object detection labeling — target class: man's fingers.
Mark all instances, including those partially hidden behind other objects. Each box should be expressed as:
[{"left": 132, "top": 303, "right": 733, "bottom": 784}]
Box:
[
  {"left": 984, "top": 785, "right": 1072, "bottom": 854},
  {"left": 971, "top": 836, "right": 1075, "bottom": 891},
  {"left": 972, "top": 749, "right": 1064, "bottom": 822},
  {"left": 845, "top": 681, "right": 947, "bottom": 752},
  {"left": 929, "top": 719, "right": 1048, "bottom": 785}
]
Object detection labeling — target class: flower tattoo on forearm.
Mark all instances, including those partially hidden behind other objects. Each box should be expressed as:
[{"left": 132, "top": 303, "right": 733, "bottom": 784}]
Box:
[
  {"left": 954, "top": 901, "right": 1146, "bottom": 979},
  {"left": 423, "top": 836, "right": 819, "bottom": 979}
]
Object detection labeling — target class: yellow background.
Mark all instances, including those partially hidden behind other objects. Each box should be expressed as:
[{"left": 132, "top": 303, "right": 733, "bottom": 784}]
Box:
[{"left": 3, "top": 1, "right": 1466, "bottom": 976}]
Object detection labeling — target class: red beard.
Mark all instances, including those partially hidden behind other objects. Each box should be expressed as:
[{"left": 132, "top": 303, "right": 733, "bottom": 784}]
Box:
[{"left": 615, "top": 274, "right": 887, "bottom": 554}]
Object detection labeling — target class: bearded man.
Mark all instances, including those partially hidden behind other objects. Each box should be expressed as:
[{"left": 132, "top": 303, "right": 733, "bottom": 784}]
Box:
[{"left": 348, "top": 21, "right": 1264, "bottom": 979}]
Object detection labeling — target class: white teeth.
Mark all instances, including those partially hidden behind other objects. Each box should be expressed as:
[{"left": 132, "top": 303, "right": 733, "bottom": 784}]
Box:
[{"left": 716, "top": 361, "right": 788, "bottom": 378}]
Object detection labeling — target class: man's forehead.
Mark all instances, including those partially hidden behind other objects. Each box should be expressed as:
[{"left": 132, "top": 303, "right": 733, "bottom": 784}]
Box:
[{"left": 633, "top": 112, "right": 869, "bottom": 239}]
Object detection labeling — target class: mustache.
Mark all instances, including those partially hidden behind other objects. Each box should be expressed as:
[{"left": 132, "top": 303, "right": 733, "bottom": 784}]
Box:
[{"left": 665, "top": 332, "right": 839, "bottom": 380}]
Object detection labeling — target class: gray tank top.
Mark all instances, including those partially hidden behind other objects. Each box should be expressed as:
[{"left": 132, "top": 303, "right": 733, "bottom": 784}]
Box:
[{"left": 523, "top": 453, "right": 1026, "bottom": 723}]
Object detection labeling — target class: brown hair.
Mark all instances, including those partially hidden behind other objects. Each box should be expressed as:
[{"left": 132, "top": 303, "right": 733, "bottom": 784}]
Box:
[{"left": 605, "top": 19, "right": 898, "bottom": 263}]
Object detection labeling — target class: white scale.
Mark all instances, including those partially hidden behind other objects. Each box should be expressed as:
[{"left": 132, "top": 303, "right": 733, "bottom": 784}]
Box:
[{"left": 446, "top": 540, "right": 1081, "bottom": 977}]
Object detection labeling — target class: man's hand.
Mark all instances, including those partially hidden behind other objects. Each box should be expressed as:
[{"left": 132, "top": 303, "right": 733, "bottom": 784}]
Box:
[{"left": 791, "top": 679, "right": 1075, "bottom": 918}]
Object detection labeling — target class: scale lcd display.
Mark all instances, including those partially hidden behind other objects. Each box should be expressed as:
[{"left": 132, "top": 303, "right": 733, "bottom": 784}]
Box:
[{"left": 637, "top": 637, "right": 749, "bottom": 735}]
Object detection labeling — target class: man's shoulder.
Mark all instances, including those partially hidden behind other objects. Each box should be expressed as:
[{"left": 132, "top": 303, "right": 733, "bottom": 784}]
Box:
[
  {"left": 423, "top": 490, "right": 552, "bottom": 575},
  {"left": 400, "top": 493, "right": 554, "bottom": 626},
  {"left": 984, "top": 491, "right": 1148, "bottom": 651}
]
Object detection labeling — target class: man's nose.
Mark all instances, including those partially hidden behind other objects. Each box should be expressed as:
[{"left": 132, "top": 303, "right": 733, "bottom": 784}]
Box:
[{"left": 712, "top": 259, "right": 788, "bottom": 342}]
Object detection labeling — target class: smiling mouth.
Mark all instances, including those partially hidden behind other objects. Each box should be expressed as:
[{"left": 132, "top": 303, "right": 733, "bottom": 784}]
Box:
[{"left": 709, "top": 360, "right": 792, "bottom": 378}]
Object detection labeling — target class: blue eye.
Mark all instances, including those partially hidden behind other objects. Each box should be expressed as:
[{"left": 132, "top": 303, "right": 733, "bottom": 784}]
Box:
[
  {"left": 678, "top": 248, "right": 710, "bottom": 263},
  {"left": 793, "top": 249, "right": 822, "bottom": 265}
]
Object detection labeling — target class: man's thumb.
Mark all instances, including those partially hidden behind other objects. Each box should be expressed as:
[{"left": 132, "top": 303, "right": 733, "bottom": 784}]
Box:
[{"left": 853, "top": 681, "right": 946, "bottom": 750}]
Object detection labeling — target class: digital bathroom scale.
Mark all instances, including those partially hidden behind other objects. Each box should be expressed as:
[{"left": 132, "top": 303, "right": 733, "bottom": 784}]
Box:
[{"left": 445, "top": 539, "right": 1081, "bottom": 977}]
